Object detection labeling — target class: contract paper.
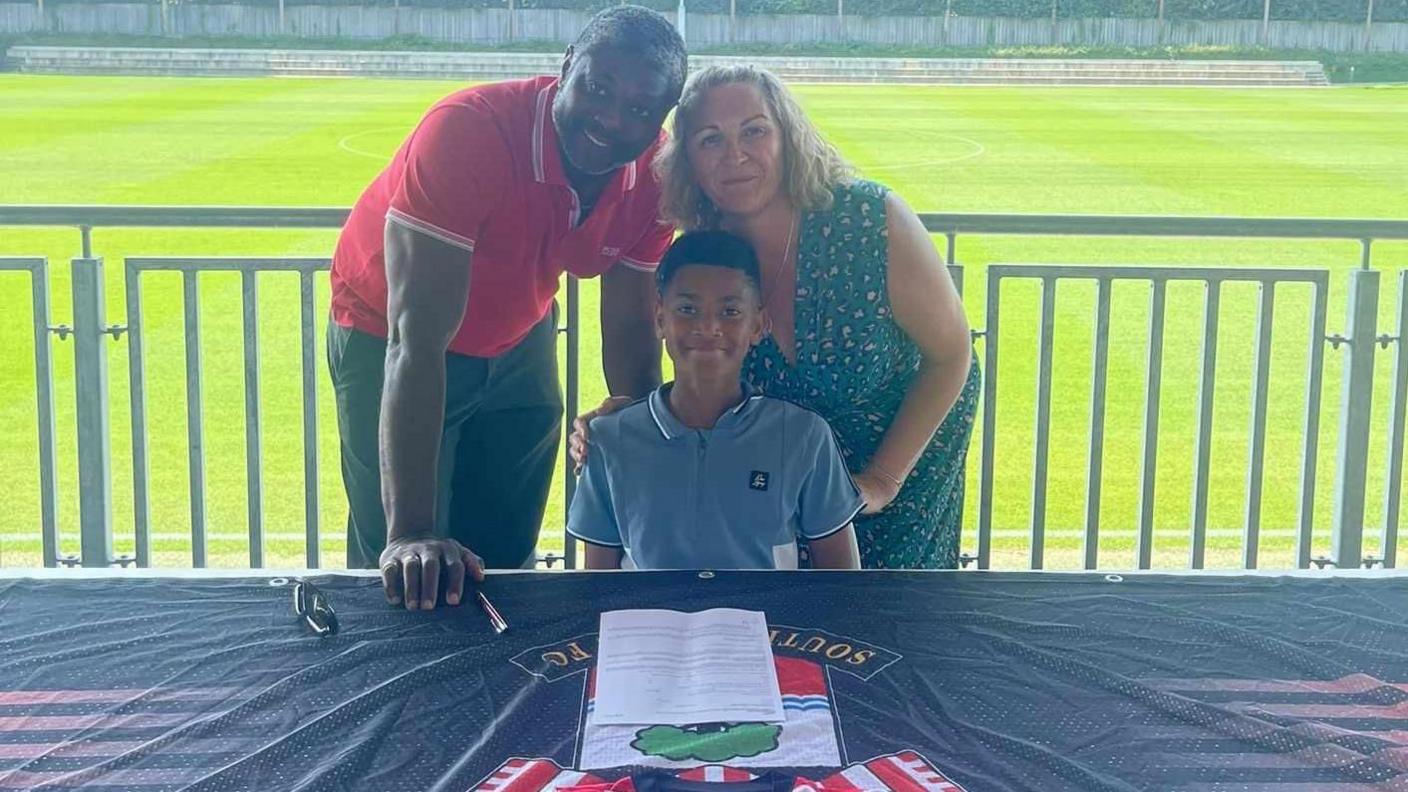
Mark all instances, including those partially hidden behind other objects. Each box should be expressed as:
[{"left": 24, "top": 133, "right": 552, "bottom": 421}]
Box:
[{"left": 592, "top": 608, "right": 784, "bottom": 726}]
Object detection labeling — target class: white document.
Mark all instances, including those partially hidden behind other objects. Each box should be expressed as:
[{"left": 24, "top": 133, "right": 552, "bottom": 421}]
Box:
[{"left": 592, "top": 608, "right": 784, "bottom": 726}]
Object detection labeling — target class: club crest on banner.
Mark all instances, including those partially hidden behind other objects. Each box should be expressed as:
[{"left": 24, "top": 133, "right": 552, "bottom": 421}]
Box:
[{"left": 493, "top": 625, "right": 967, "bottom": 791}]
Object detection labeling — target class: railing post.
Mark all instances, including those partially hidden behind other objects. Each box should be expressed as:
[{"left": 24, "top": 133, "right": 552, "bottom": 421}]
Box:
[
  {"left": 1330, "top": 268, "right": 1379, "bottom": 569},
  {"left": 31, "top": 261, "right": 62, "bottom": 568},
  {"left": 564, "top": 275, "right": 580, "bottom": 570},
  {"left": 1381, "top": 271, "right": 1408, "bottom": 569},
  {"left": 976, "top": 267, "right": 1000, "bottom": 570},
  {"left": 71, "top": 256, "right": 115, "bottom": 567}
]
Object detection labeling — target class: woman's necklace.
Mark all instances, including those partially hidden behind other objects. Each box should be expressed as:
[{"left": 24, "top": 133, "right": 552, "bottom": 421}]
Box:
[{"left": 762, "top": 211, "right": 798, "bottom": 311}]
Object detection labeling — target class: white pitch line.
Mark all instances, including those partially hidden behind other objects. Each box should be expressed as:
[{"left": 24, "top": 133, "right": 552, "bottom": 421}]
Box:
[
  {"left": 863, "top": 134, "right": 987, "bottom": 171},
  {"left": 337, "top": 127, "right": 402, "bottom": 161}
]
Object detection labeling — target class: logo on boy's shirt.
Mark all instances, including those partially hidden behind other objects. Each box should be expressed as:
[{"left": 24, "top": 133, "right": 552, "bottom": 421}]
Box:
[
  {"left": 749, "top": 471, "right": 770, "bottom": 492},
  {"left": 600, "top": 246, "right": 622, "bottom": 257}
]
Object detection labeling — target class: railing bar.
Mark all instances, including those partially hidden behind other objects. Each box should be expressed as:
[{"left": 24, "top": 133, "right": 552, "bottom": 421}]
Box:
[
  {"left": 977, "top": 268, "right": 1000, "bottom": 570},
  {"left": 1137, "top": 279, "right": 1167, "bottom": 570},
  {"left": 563, "top": 276, "right": 580, "bottom": 570},
  {"left": 0, "top": 206, "right": 350, "bottom": 228},
  {"left": 0, "top": 258, "right": 48, "bottom": 271},
  {"left": 125, "top": 262, "right": 152, "bottom": 568},
  {"left": 1297, "top": 274, "right": 1330, "bottom": 570},
  {"left": 242, "top": 271, "right": 264, "bottom": 569},
  {"left": 182, "top": 271, "right": 207, "bottom": 568},
  {"left": 300, "top": 271, "right": 320, "bottom": 569},
  {"left": 1189, "top": 280, "right": 1221, "bottom": 570},
  {"left": 945, "top": 232, "right": 957, "bottom": 266},
  {"left": 1083, "top": 278, "right": 1112, "bottom": 571},
  {"left": 1030, "top": 278, "right": 1057, "bottom": 570},
  {"left": 917, "top": 214, "right": 1408, "bottom": 240},
  {"left": 127, "top": 257, "right": 330, "bottom": 273},
  {"left": 2, "top": 204, "right": 1408, "bottom": 239},
  {"left": 4, "top": 207, "right": 1407, "bottom": 241},
  {"left": 1381, "top": 271, "right": 1408, "bottom": 569},
  {"left": 30, "top": 261, "right": 61, "bottom": 568},
  {"left": 987, "top": 264, "right": 1328, "bottom": 283},
  {"left": 1243, "top": 282, "right": 1276, "bottom": 570},
  {"left": 948, "top": 264, "right": 964, "bottom": 299}
]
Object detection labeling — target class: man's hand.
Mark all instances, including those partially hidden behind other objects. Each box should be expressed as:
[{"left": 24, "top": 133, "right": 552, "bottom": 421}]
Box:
[
  {"left": 568, "top": 395, "right": 633, "bottom": 474},
  {"left": 379, "top": 536, "right": 484, "bottom": 611}
]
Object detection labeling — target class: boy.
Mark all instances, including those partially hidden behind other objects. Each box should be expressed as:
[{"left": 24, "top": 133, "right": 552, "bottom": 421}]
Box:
[{"left": 567, "top": 230, "right": 863, "bottom": 570}]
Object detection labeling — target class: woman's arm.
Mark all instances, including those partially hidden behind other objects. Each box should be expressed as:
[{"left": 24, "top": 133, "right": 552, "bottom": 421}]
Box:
[{"left": 853, "top": 191, "right": 973, "bottom": 513}]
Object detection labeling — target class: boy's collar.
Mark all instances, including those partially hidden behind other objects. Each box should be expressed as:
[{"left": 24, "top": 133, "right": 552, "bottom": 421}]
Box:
[{"left": 647, "top": 383, "right": 763, "bottom": 440}]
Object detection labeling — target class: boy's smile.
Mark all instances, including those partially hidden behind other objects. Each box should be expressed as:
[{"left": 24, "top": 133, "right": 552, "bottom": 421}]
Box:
[{"left": 657, "top": 264, "right": 766, "bottom": 377}]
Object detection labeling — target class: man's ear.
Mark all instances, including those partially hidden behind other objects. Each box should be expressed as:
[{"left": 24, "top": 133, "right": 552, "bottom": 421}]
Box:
[
  {"left": 560, "top": 45, "right": 575, "bottom": 82},
  {"left": 654, "top": 295, "right": 667, "bottom": 340}
]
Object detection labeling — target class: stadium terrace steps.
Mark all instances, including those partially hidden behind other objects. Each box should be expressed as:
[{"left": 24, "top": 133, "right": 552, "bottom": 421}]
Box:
[{"left": 4, "top": 47, "right": 1331, "bottom": 86}]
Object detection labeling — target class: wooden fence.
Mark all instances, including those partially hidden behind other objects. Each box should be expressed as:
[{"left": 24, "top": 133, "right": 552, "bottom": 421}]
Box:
[{"left": 2, "top": 3, "right": 1405, "bottom": 51}]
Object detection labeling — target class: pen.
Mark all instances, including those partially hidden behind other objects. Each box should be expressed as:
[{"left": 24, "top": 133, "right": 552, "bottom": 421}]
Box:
[{"left": 475, "top": 586, "right": 509, "bottom": 634}]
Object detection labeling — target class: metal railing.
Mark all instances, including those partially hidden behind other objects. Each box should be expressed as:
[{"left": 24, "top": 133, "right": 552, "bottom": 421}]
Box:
[
  {"left": 976, "top": 264, "right": 1331, "bottom": 571},
  {"left": 3, "top": 207, "right": 1407, "bottom": 571},
  {"left": 124, "top": 257, "right": 330, "bottom": 569}
]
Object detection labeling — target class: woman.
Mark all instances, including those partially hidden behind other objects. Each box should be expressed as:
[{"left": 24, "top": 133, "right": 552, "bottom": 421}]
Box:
[{"left": 575, "top": 65, "right": 980, "bottom": 569}]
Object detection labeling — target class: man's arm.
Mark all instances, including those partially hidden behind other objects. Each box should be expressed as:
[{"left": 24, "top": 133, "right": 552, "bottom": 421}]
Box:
[
  {"left": 599, "top": 264, "right": 661, "bottom": 399},
  {"left": 379, "top": 220, "right": 482, "bottom": 610}
]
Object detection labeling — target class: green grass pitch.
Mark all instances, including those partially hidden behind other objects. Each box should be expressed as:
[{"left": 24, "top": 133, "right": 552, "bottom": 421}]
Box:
[{"left": 1, "top": 74, "right": 1406, "bottom": 570}]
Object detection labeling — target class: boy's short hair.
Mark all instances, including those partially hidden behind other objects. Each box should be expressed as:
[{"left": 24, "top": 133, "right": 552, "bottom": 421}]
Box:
[{"left": 656, "top": 230, "right": 763, "bottom": 297}]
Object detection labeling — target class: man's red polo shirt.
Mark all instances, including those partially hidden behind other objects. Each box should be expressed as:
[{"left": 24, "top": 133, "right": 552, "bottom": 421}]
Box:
[{"left": 331, "top": 76, "right": 673, "bottom": 359}]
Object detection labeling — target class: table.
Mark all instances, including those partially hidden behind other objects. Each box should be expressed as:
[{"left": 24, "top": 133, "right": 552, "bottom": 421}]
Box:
[{"left": 1, "top": 569, "right": 1404, "bottom": 791}]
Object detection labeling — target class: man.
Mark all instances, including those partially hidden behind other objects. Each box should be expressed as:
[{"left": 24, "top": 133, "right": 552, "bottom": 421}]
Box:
[{"left": 328, "top": 5, "right": 686, "bottom": 610}]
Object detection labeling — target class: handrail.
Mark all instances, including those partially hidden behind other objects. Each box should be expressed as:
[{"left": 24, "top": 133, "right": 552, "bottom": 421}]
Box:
[
  {"left": 4, "top": 206, "right": 1408, "bottom": 243},
  {"left": 0, "top": 206, "right": 350, "bottom": 228}
]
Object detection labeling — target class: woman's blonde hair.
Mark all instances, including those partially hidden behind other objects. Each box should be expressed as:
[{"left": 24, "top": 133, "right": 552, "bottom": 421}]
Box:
[{"left": 655, "top": 65, "right": 853, "bottom": 230}]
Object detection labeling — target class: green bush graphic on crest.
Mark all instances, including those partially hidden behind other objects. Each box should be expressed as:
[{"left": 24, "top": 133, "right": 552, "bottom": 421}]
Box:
[{"left": 631, "top": 723, "right": 782, "bottom": 762}]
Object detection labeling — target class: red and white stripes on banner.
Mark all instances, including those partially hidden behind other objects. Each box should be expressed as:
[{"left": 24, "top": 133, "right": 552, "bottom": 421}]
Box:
[
  {"left": 822, "top": 752, "right": 965, "bottom": 792},
  {"left": 473, "top": 752, "right": 967, "bottom": 792},
  {"left": 478, "top": 758, "right": 602, "bottom": 792}
]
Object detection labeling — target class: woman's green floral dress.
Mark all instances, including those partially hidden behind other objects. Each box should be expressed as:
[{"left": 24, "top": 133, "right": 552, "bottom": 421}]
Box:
[{"left": 743, "top": 180, "right": 981, "bottom": 569}]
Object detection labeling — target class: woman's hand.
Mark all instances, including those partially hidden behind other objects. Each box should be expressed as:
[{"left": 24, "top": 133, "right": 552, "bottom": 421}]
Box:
[
  {"left": 569, "top": 396, "right": 633, "bottom": 474},
  {"left": 852, "top": 470, "right": 901, "bottom": 515}
]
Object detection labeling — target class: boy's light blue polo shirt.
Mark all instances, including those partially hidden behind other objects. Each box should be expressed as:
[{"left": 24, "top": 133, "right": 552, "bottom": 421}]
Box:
[{"left": 567, "top": 384, "right": 864, "bottom": 570}]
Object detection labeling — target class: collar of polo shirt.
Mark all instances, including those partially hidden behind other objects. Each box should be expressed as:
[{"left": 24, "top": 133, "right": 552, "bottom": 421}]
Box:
[{"left": 646, "top": 384, "right": 765, "bottom": 440}]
